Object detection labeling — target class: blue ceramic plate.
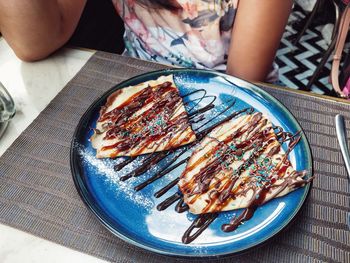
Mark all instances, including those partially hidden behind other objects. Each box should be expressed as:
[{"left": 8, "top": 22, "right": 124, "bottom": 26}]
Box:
[{"left": 70, "top": 69, "right": 312, "bottom": 257}]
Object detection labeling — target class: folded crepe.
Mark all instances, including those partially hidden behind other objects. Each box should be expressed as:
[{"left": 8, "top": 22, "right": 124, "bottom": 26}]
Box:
[
  {"left": 91, "top": 75, "right": 196, "bottom": 158},
  {"left": 178, "top": 112, "right": 308, "bottom": 214}
]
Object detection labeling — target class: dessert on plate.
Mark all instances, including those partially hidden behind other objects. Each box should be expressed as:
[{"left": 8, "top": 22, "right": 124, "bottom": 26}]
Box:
[
  {"left": 91, "top": 75, "right": 196, "bottom": 158},
  {"left": 179, "top": 112, "right": 309, "bottom": 215}
]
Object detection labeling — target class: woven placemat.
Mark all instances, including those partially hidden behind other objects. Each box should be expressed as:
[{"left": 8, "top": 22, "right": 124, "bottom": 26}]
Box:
[{"left": 0, "top": 51, "right": 349, "bottom": 263}]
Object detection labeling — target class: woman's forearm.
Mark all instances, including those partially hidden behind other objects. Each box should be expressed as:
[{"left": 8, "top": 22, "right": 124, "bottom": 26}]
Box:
[
  {"left": 0, "top": 0, "right": 86, "bottom": 61},
  {"left": 227, "top": 0, "right": 293, "bottom": 82}
]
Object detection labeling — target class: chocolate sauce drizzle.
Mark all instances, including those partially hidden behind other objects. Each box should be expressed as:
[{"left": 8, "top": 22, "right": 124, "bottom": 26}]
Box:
[
  {"left": 157, "top": 192, "right": 182, "bottom": 211},
  {"left": 216, "top": 130, "right": 311, "bottom": 233},
  {"left": 154, "top": 178, "right": 180, "bottom": 198},
  {"left": 182, "top": 213, "right": 218, "bottom": 244},
  {"left": 101, "top": 85, "right": 312, "bottom": 244},
  {"left": 99, "top": 81, "right": 197, "bottom": 156},
  {"left": 111, "top": 89, "right": 219, "bottom": 173},
  {"left": 135, "top": 158, "right": 188, "bottom": 192}
]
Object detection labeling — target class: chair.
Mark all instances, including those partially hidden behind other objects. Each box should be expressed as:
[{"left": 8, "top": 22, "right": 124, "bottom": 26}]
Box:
[
  {"left": 293, "top": 0, "right": 347, "bottom": 91},
  {"left": 331, "top": 4, "right": 350, "bottom": 97}
]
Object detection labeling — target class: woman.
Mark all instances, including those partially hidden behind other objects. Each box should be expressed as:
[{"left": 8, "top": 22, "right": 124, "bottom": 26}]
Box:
[{"left": 0, "top": 0, "right": 292, "bottom": 82}]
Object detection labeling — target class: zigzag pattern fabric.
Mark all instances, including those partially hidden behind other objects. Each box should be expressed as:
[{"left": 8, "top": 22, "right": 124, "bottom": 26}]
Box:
[{"left": 276, "top": 9, "right": 349, "bottom": 96}]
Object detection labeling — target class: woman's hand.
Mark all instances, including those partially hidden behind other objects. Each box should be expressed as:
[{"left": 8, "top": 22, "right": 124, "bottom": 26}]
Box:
[
  {"left": 0, "top": 0, "right": 86, "bottom": 61},
  {"left": 226, "top": 0, "right": 293, "bottom": 82}
]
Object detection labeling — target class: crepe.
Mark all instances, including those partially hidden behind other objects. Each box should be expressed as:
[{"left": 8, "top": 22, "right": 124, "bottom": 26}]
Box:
[
  {"left": 91, "top": 75, "right": 196, "bottom": 158},
  {"left": 178, "top": 112, "right": 308, "bottom": 214}
]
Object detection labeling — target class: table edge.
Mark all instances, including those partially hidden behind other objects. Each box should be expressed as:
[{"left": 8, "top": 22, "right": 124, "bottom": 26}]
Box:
[
  {"left": 255, "top": 81, "right": 350, "bottom": 105},
  {"left": 2, "top": 37, "right": 345, "bottom": 106}
]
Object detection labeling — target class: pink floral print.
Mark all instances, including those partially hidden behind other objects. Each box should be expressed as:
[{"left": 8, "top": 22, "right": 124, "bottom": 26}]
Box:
[{"left": 113, "top": 0, "right": 278, "bottom": 82}]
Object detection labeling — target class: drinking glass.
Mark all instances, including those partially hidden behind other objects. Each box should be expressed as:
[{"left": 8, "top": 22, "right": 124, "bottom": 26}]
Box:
[{"left": 0, "top": 81, "right": 16, "bottom": 123}]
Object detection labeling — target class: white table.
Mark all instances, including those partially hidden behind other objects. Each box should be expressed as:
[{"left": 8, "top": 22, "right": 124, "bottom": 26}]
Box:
[{"left": 0, "top": 39, "right": 107, "bottom": 263}]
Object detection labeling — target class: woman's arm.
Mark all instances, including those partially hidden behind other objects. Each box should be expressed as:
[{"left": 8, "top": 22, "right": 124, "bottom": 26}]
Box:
[
  {"left": 227, "top": 0, "right": 293, "bottom": 82},
  {"left": 0, "top": 0, "right": 86, "bottom": 61}
]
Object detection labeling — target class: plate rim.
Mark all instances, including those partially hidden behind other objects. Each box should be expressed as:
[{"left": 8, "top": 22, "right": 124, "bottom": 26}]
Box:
[{"left": 70, "top": 68, "right": 313, "bottom": 258}]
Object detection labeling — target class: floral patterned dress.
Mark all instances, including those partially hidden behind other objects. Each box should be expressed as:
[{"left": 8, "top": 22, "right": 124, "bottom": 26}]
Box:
[{"left": 112, "top": 0, "right": 278, "bottom": 81}]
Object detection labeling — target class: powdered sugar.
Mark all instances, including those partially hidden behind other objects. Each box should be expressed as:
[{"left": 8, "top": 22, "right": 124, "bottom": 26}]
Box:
[{"left": 78, "top": 146, "right": 155, "bottom": 209}]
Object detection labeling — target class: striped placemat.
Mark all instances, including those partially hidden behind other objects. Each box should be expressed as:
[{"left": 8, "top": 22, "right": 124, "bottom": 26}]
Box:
[{"left": 0, "top": 51, "right": 349, "bottom": 262}]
